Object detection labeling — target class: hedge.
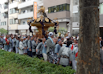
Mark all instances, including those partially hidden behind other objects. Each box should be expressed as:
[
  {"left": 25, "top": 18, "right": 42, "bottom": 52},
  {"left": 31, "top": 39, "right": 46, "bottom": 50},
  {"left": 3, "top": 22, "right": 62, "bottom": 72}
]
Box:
[{"left": 0, "top": 50, "right": 75, "bottom": 74}]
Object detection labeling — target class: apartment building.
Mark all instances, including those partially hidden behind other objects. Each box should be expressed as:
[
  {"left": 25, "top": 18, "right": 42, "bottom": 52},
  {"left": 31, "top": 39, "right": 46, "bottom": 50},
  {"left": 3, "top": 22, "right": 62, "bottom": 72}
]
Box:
[
  {"left": 0, "top": 0, "right": 8, "bottom": 30},
  {"left": 100, "top": 0, "right": 103, "bottom": 37},
  {"left": 71, "top": 0, "right": 79, "bottom": 36},
  {"left": 8, "top": 0, "right": 20, "bottom": 34},
  {"left": 43, "top": 0, "right": 71, "bottom": 32},
  {"left": 71, "top": 0, "right": 103, "bottom": 37},
  {"left": 18, "top": 0, "right": 43, "bottom": 35}
]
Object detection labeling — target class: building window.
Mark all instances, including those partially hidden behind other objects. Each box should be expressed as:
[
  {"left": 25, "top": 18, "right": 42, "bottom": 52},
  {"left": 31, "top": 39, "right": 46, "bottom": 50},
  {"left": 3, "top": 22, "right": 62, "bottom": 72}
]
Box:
[
  {"left": 1, "top": 22, "right": 2, "bottom": 26},
  {"left": 59, "top": 5, "right": 63, "bottom": 11},
  {"left": 1, "top": 21, "right": 6, "bottom": 26},
  {"left": 4, "top": 22, "right": 6, "bottom": 25},
  {"left": 48, "top": 3, "right": 70, "bottom": 13},
  {"left": 10, "top": 8, "right": 19, "bottom": 14},
  {"left": 23, "top": 21, "right": 25, "bottom": 25},
  {"left": 66, "top": 4, "right": 70, "bottom": 11},
  {"left": 30, "top": 9, "right": 33, "bottom": 12},
  {"left": 23, "top": 10, "right": 25, "bottom": 13},
  {"left": 63, "top": 4, "right": 66, "bottom": 11},
  {"left": 100, "top": 3, "right": 103, "bottom": 14},
  {"left": 10, "top": 19, "right": 18, "bottom": 24}
]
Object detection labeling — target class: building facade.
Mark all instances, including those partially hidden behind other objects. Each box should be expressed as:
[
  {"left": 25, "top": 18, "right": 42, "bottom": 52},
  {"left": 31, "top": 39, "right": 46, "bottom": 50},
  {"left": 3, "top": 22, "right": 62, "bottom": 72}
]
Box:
[
  {"left": 18, "top": 0, "right": 43, "bottom": 35},
  {"left": 100, "top": 0, "right": 103, "bottom": 37},
  {"left": 43, "top": 0, "right": 71, "bottom": 32},
  {"left": 71, "top": 0, "right": 79, "bottom": 36},
  {"left": 0, "top": 0, "right": 8, "bottom": 30},
  {"left": 8, "top": 0, "right": 20, "bottom": 34}
]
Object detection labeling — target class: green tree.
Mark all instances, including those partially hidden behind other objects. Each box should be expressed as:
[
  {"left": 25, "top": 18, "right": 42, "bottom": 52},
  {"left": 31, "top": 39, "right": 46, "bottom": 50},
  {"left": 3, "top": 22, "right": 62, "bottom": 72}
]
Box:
[
  {"left": 48, "top": 27, "right": 67, "bottom": 36},
  {"left": 0, "top": 28, "right": 7, "bottom": 35},
  {"left": 48, "top": 27, "right": 54, "bottom": 32}
]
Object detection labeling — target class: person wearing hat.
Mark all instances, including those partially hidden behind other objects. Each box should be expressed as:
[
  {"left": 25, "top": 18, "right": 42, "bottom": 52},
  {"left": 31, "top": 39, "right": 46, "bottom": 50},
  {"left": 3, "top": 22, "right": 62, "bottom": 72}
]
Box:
[
  {"left": 55, "top": 39, "right": 62, "bottom": 55},
  {"left": 45, "top": 32, "right": 57, "bottom": 63},
  {"left": 68, "top": 31, "right": 71, "bottom": 38},
  {"left": 19, "top": 37, "right": 25, "bottom": 55}
]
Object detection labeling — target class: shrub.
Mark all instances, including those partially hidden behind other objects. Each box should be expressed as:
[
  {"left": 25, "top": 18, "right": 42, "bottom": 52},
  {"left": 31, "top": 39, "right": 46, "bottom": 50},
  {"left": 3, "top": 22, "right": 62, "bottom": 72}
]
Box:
[{"left": 0, "top": 50, "right": 75, "bottom": 74}]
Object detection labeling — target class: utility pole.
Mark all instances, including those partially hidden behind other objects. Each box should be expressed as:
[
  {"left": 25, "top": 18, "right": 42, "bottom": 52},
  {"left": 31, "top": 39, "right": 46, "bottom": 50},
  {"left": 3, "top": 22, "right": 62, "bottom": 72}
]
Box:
[
  {"left": 7, "top": 0, "right": 9, "bottom": 34},
  {"left": 77, "top": 0, "right": 100, "bottom": 74}
]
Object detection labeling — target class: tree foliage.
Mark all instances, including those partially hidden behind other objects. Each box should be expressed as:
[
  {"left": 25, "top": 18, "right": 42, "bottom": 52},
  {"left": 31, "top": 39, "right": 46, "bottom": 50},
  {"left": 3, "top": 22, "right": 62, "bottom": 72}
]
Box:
[
  {"left": 0, "top": 28, "right": 7, "bottom": 34},
  {"left": 48, "top": 27, "right": 67, "bottom": 35}
]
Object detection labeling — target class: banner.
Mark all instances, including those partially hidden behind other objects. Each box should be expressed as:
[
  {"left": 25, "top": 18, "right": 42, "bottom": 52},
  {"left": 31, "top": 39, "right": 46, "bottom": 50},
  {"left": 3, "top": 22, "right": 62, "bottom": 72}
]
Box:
[{"left": 33, "top": 2, "right": 37, "bottom": 19}]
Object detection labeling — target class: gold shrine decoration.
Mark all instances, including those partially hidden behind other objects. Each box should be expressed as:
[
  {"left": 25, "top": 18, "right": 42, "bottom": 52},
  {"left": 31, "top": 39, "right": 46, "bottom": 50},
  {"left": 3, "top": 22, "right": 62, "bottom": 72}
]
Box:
[
  {"left": 37, "top": 6, "right": 45, "bottom": 14},
  {"left": 45, "top": 18, "right": 49, "bottom": 22}
]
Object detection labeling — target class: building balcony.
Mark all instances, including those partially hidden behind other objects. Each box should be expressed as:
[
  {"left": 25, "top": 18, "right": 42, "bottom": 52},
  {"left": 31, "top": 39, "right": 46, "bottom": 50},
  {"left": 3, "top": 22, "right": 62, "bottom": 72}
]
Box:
[
  {"left": 18, "top": 0, "right": 34, "bottom": 9},
  {"left": 3, "top": 0, "right": 8, "bottom": 3},
  {"left": 73, "top": 5, "right": 79, "bottom": 13},
  {"left": 1, "top": 9, "right": 8, "bottom": 13},
  {"left": 9, "top": 24, "right": 19, "bottom": 30},
  {"left": 18, "top": 24, "right": 37, "bottom": 30},
  {"left": 18, "top": 0, "right": 43, "bottom": 9},
  {"left": 9, "top": 13, "right": 19, "bottom": 19},
  {"left": 18, "top": 12, "right": 33, "bottom": 19},
  {"left": 9, "top": 2, "right": 19, "bottom": 9},
  {"left": 4, "top": 15, "right": 8, "bottom": 18}
]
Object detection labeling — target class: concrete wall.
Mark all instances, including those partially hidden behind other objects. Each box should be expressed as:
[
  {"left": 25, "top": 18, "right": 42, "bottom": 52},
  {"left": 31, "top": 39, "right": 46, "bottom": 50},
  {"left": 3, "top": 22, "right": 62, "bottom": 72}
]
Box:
[
  {"left": 100, "top": 14, "right": 103, "bottom": 27},
  {"left": 44, "top": 0, "right": 70, "bottom": 9},
  {"left": 9, "top": 30, "right": 16, "bottom": 34},
  {"left": 100, "top": 0, "right": 103, "bottom": 3},
  {"left": 9, "top": 24, "right": 19, "bottom": 30}
]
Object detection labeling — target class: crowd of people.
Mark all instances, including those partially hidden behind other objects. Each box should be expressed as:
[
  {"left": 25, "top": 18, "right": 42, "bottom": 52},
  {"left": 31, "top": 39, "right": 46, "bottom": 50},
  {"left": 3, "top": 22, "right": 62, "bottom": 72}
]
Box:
[{"left": 0, "top": 32, "right": 79, "bottom": 71}]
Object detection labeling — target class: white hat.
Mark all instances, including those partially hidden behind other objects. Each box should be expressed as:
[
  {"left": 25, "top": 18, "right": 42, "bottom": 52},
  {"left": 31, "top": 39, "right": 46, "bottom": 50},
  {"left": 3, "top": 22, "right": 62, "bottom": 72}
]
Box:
[
  {"left": 68, "top": 31, "right": 70, "bottom": 32},
  {"left": 48, "top": 32, "right": 53, "bottom": 37},
  {"left": 66, "top": 37, "right": 69, "bottom": 39}
]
